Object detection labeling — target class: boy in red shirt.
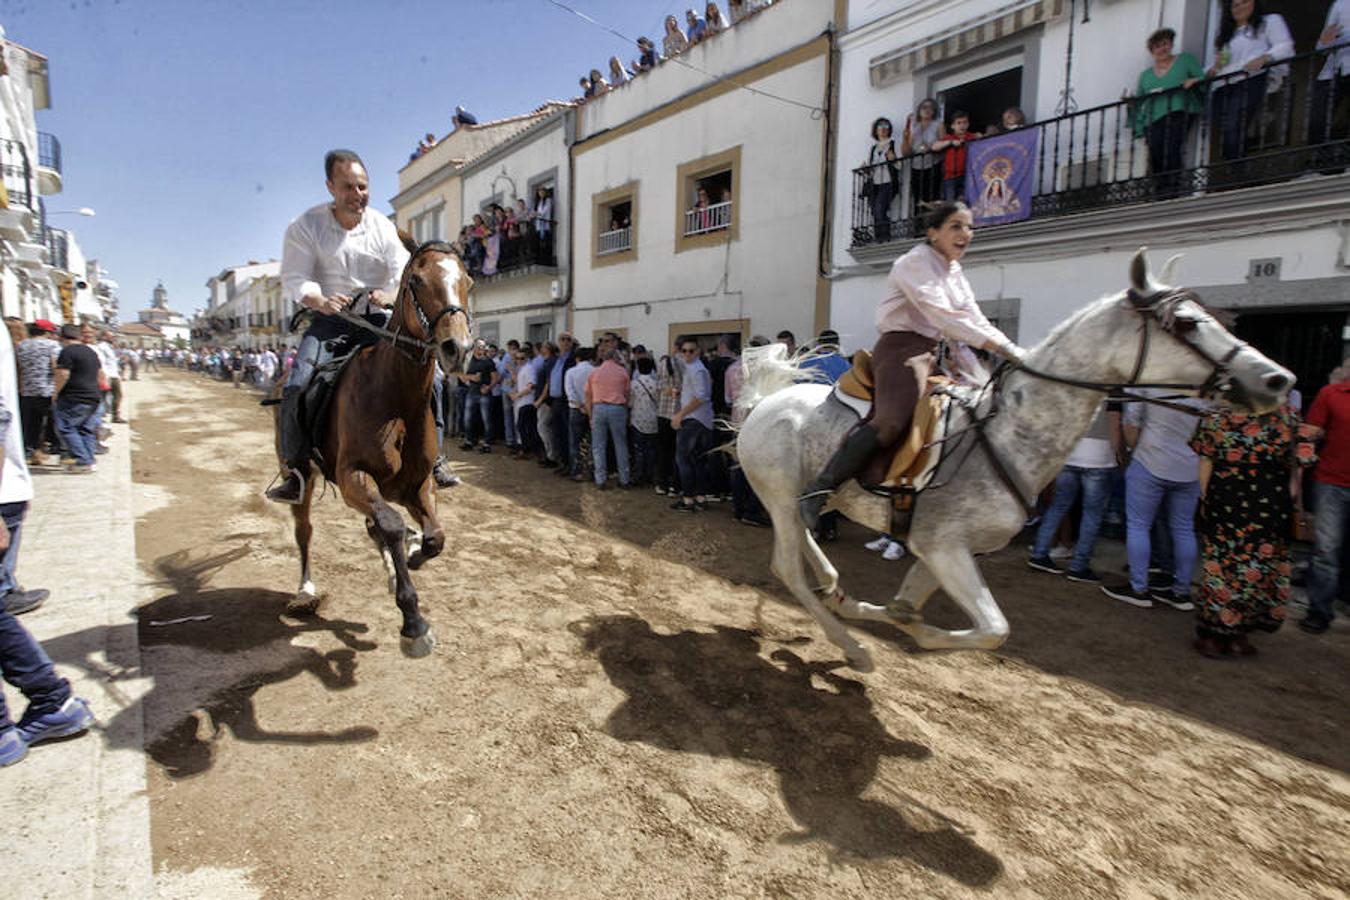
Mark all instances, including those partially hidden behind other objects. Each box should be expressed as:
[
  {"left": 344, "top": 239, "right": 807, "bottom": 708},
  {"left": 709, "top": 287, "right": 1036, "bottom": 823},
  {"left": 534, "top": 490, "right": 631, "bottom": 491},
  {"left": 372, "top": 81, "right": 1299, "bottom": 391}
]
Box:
[
  {"left": 1303, "top": 375, "right": 1350, "bottom": 633},
  {"left": 933, "top": 110, "right": 977, "bottom": 202}
]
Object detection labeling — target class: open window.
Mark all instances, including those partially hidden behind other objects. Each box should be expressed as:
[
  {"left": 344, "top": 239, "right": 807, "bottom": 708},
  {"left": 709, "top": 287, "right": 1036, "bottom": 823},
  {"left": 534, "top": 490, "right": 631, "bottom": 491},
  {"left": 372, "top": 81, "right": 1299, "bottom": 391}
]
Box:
[
  {"left": 592, "top": 182, "right": 638, "bottom": 267},
  {"left": 675, "top": 146, "right": 740, "bottom": 252}
]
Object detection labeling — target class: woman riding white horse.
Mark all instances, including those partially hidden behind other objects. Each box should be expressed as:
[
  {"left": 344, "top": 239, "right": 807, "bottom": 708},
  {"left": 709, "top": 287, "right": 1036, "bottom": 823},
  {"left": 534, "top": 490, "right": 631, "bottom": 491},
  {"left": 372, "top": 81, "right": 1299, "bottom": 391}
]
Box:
[{"left": 799, "top": 201, "right": 1026, "bottom": 530}]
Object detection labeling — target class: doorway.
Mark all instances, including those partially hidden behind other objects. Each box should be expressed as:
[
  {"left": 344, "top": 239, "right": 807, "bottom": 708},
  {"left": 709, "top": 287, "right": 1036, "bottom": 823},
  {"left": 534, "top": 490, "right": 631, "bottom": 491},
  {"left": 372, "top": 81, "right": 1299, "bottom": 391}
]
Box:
[
  {"left": 1234, "top": 308, "right": 1348, "bottom": 412},
  {"left": 939, "top": 67, "right": 1023, "bottom": 135}
]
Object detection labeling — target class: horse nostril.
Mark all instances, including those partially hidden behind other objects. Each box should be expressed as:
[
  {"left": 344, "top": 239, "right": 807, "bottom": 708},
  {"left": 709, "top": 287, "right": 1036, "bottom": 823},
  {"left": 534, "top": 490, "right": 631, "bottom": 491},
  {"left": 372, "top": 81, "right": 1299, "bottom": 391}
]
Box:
[
  {"left": 1264, "top": 373, "right": 1289, "bottom": 392},
  {"left": 441, "top": 339, "right": 460, "bottom": 361}
]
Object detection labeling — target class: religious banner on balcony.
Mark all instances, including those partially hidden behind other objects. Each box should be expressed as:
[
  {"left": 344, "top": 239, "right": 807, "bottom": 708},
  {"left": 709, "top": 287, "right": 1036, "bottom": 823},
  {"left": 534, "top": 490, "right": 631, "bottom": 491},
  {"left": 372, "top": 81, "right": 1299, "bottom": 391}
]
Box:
[{"left": 964, "top": 128, "right": 1039, "bottom": 227}]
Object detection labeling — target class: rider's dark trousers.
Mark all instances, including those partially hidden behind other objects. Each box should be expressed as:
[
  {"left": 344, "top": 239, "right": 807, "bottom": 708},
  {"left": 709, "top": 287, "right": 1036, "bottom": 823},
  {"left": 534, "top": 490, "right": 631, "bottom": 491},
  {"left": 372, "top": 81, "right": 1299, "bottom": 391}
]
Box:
[{"left": 868, "top": 330, "right": 939, "bottom": 446}]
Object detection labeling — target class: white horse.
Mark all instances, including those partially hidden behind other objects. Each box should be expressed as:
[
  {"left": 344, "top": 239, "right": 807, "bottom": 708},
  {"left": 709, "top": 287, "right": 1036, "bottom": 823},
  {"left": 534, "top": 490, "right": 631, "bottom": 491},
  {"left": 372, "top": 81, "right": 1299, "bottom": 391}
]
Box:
[{"left": 735, "top": 251, "right": 1293, "bottom": 671}]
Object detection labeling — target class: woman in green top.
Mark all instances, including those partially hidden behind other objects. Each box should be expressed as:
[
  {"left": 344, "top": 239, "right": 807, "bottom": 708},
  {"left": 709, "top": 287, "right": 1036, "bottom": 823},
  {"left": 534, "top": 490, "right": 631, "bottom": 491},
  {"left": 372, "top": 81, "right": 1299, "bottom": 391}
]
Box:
[{"left": 1134, "top": 27, "right": 1205, "bottom": 195}]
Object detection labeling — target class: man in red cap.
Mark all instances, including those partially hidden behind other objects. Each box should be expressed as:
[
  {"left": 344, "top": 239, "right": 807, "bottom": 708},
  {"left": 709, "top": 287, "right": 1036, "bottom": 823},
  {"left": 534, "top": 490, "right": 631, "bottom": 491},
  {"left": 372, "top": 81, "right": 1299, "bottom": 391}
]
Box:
[{"left": 15, "top": 320, "right": 60, "bottom": 465}]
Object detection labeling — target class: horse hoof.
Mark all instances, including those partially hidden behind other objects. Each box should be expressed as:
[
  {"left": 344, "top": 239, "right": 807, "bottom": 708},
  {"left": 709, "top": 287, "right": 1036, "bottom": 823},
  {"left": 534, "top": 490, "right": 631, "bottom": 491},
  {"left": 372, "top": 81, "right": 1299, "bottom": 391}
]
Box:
[
  {"left": 286, "top": 591, "right": 320, "bottom": 617},
  {"left": 400, "top": 628, "right": 436, "bottom": 658},
  {"left": 407, "top": 552, "right": 426, "bottom": 571}
]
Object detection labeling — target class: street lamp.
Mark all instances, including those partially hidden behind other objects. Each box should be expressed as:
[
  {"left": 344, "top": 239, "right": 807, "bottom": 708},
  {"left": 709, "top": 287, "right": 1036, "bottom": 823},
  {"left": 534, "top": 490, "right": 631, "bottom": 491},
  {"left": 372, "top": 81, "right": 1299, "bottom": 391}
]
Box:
[{"left": 45, "top": 207, "right": 95, "bottom": 217}]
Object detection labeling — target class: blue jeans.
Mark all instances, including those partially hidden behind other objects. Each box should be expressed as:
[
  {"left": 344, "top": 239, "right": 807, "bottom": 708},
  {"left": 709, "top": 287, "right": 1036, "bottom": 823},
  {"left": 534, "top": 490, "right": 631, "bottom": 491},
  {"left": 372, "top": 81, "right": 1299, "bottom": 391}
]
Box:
[
  {"left": 53, "top": 399, "right": 102, "bottom": 466},
  {"left": 285, "top": 333, "right": 332, "bottom": 390},
  {"left": 1124, "top": 460, "right": 1200, "bottom": 596},
  {"left": 569, "top": 409, "right": 589, "bottom": 475},
  {"left": 463, "top": 391, "right": 492, "bottom": 444},
  {"left": 0, "top": 612, "right": 70, "bottom": 730},
  {"left": 1306, "top": 480, "right": 1350, "bottom": 625},
  {"left": 676, "top": 420, "right": 711, "bottom": 499},
  {"left": 630, "top": 429, "right": 656, "bottom": 484},
  {"left": 0, "top": 501, "right": 26, "bottom": 598},
  {"left": 590, "top": 404, "right": 630, "bottom": 486},
  {"left": 1032, "top": 466, "right": 1113, "bottom": 572}
]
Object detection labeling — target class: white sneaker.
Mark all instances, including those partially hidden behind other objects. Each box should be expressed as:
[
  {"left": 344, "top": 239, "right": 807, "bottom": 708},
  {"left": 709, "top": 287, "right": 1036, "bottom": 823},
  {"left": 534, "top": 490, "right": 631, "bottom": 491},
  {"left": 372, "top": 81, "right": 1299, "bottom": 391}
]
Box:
[
  {"left": 864, "top": 535, "right": 891, "bottom": 552},
  {"left": 1048, "top": 546, "right": 1073, "bottom": 560},
  {"left": 882, "top": 541, "right": 906, "bottom": 561}
]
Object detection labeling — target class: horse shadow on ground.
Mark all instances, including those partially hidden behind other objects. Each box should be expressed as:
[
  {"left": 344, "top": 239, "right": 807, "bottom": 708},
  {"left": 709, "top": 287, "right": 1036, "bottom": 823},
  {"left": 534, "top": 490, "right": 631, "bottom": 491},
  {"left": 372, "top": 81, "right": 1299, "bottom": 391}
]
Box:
[
  {"left": 42, "top": 545, "right": 379, "bottom": 780},
  {"left": 572, "top": 614, "right": 1003, "bottom": 887}
]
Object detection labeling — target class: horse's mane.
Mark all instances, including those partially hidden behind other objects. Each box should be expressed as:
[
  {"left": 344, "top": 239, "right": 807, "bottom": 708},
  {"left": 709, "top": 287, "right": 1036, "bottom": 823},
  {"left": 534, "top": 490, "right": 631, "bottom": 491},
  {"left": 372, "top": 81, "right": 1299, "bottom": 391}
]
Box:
[{"left": 734, "top": 343, "right": 831, "bottom": 427}]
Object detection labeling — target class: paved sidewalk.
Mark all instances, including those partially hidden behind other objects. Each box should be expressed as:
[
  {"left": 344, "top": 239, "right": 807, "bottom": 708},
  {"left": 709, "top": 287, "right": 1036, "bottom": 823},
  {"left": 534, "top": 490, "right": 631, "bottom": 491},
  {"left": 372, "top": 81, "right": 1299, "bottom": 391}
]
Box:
[{"left": 2, "top": 387, "right": 153, "bottom": 899}]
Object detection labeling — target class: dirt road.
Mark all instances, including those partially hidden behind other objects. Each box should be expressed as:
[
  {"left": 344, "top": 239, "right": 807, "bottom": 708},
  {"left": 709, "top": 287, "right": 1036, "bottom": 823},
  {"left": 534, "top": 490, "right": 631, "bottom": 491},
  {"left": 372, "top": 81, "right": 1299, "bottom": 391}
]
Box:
[{"left": 131, "top": 371, "right": 1348, "bottom": 898}]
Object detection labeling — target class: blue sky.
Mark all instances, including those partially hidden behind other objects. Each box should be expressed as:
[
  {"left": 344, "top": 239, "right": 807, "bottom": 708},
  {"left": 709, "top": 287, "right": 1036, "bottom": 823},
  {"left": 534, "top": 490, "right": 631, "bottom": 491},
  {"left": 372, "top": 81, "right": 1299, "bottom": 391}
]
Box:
[{"left": 2, "top": 0, "right": 681, "bottom": 316}]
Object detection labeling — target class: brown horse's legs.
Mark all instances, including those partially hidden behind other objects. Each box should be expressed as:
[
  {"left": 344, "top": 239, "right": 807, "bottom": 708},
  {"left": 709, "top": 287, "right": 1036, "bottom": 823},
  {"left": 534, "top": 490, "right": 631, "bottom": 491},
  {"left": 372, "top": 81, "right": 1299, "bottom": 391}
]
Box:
[
  {"left": 339, "top": 468, "right": 434, "bottom": 657},
  {"left": 287, "top": 477, "right": 319, "bottom": 616},
  {"left": 405, "top": 477, "right": 444, "bottom": 570}
]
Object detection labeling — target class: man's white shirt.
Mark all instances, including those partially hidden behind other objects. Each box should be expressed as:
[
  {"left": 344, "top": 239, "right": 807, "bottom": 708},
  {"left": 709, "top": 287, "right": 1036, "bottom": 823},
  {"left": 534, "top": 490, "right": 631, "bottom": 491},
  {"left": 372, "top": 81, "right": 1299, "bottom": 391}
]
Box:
[{"left": 280, "top": 203, "right": 409, "bottom": 306}]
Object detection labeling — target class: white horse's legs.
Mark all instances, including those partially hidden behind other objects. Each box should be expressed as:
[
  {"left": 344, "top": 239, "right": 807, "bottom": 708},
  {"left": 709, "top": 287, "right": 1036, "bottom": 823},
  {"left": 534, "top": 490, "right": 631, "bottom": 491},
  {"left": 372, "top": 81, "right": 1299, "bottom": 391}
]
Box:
[
  {"left": 764, "top": 499, "right": 874, "bottom": 672},
  {"left": 888, "top": 559, "right": 940, "bottom": 621},
  {"left": 899, "top": 548, "right": 1010, "bottom": 650}
]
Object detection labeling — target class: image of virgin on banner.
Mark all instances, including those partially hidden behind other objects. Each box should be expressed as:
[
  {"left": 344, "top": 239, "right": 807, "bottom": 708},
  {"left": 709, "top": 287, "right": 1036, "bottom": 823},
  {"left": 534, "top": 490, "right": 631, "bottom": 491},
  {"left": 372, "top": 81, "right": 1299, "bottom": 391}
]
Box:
[{"left": 964, "top": 128, "right": 1039, "bottom": 226}]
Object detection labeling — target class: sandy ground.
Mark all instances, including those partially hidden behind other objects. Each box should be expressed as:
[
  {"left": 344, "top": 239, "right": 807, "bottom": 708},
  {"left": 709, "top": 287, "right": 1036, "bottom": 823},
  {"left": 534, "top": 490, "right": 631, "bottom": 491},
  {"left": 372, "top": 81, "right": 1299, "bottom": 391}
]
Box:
[{"left": 128, "top": 371, "right": 1349, "bottom": 899}]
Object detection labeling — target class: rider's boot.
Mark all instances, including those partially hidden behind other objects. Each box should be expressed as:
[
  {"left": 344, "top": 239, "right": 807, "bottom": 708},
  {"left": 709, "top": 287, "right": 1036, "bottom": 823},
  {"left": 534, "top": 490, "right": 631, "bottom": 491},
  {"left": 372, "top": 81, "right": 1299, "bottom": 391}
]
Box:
[
  {"left": 798, "top": 424, "right": 881, "bottom": 532},
  {"left": 266, "top": 387, "right": 308, "bottom": 505}
]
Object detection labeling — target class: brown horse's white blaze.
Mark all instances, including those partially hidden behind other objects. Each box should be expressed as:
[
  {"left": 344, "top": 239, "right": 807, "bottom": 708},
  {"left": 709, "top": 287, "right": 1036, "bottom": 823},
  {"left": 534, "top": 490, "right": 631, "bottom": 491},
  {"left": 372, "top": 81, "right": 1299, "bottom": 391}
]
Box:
[{"left": 287, "top": 234, "right": 472, "bottom": 658}]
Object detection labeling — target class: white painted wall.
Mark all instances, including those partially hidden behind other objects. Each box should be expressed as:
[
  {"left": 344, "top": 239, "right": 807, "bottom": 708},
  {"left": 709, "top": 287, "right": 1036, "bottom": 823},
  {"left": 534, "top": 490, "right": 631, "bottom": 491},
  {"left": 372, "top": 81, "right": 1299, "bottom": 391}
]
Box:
[{"left": 572, "top": 49, "right": 830, "bottom": 350}]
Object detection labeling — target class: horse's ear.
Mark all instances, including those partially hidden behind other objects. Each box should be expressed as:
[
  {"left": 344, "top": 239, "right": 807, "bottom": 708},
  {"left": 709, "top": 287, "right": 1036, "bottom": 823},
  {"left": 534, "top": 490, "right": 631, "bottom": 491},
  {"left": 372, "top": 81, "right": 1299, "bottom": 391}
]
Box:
[
  {"left": 1160, "top": 253, "right": 1184, "bottom": 286},
  {"left": 1129, "top": 248, "right": 1150, "bottom": 293},
  {"left": 398, "top": 229, "right": 418, "bottom": 254}
]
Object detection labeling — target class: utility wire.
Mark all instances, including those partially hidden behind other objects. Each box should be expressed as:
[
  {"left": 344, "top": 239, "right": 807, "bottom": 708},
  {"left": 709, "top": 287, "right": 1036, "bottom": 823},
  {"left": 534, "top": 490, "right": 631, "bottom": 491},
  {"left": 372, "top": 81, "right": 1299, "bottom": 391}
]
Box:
[{"left": 541, "top": 0, "right": 825, "bottom": 118}]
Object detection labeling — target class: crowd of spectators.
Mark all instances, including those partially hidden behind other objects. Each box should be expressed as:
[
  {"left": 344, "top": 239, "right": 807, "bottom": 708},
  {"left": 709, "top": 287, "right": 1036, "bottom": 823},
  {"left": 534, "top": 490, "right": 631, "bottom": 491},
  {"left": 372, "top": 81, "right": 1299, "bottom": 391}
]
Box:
[
  {"left": 455, "top": 186, "right": 555, "bottom": 277},
  {"left": 579, "top": 2, "right": 775, "bottom": 101},
  {"left": 1023, "top": 360, "right": 1350, "bottom": 658},
  {"left": 440, "top": 326, "right": 852, "bottom": 528}
]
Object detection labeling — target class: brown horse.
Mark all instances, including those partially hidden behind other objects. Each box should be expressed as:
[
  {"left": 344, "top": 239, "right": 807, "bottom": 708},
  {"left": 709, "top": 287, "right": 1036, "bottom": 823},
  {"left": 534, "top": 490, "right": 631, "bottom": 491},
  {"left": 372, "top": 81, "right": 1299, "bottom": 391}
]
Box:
[{"left": 282, "top": 235, "right": 473, "bottom": 657}]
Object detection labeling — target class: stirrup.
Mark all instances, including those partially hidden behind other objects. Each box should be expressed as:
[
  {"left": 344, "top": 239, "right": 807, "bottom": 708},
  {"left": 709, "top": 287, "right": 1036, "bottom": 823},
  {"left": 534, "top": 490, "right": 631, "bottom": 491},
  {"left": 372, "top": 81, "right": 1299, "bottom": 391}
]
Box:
[{"left": 264, "top": 467, "right": 306, "bottom": 505}]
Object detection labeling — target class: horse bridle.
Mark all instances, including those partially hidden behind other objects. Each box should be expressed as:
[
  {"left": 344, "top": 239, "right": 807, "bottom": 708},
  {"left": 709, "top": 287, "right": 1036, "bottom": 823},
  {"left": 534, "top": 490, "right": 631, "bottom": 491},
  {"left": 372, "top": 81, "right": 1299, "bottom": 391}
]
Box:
[
  {"left": 334, "top": 241, "right": 471, "bottom": 364},
  {"left": 929, "top": 286, "right": 1246, "bottom": 514},
  {"left": 1013, "top": 286, "right": 1246, "bottom": 401}
]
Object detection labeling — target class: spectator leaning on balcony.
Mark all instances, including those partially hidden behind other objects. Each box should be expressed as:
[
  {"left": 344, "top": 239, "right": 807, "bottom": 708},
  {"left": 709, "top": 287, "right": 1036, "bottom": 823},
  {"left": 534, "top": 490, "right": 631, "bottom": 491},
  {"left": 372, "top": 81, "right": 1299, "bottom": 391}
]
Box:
[
  {"left": 589, "top": 68, "right": 610, "bottom": 96},
  {"left": 686, "top": 9, "right": 708, "bottom": 45},
  {"left": 634, "top": 37, "right": 659, "bottom": 72},
  {"left": 1312, "top": 0, "right": 1350, "bottom": 148},
  {"left": 1206, "top": 0, "right": 1293, "bottom": 163},
  {"left": 864, "top": 117, "right": 899, "bottom": 243},
  {"left": 901, "top": 99, "right": 944, "bottom": 216},
  {"left": 705, "top": 3, "right": 726, "bottom": 36},
  {"left": 609, "top": 56, "right": 631, "bottom": 88},
  {"left": 984, "top": 106, "right": 1027, "bottom": 136},
  {"left": 933, "top": 110, "right": 976, "bottom": 202},
  {"left": 1133, "top": 28, "right": 1204, "bottom": 196},
  {"left": 663, "top": 15, "right": 689, "bottom": 58}
]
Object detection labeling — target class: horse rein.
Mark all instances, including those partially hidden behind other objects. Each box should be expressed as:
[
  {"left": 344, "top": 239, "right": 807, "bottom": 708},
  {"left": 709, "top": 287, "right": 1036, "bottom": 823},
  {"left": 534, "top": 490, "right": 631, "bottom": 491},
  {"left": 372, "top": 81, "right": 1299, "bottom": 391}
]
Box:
[
  {"left": 333, "top": 241, "right": 471, "bottom": 365},
  {"left": 921, "top": 286, "right": 1241, "bottom": 514}
]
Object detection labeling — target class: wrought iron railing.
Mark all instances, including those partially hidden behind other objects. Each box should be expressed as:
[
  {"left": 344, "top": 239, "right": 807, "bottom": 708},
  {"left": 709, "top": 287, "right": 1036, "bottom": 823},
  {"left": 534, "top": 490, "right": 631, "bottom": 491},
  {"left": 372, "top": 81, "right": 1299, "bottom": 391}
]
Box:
[
  {"left": 43, "top": 225, "right": 68, "bottom": 271},
  {"left": 850, "top": 40, "right": 1350, "bottom": 249},
  {"left": 0, "top": 137, "right": 36, "bottom": 213},
  {"left": 684, "top": 200, "right": 732, "bottom": 236},
  {"left": 37, "top": 132, "right": 61, "bottom": 174},
  {"left": 464, "top": 218, "right": 558, "bottom": 278},
  {"left": 598, "top": 225, "right": 632, "bottom": 256}
]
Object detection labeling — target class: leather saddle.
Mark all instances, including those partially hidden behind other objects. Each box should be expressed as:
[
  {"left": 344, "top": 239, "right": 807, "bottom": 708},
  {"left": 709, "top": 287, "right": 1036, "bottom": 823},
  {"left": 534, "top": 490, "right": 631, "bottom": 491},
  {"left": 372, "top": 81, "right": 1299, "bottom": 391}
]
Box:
[
  {"left": 300, "top": 331, "right": 379, "bottom": 475},
  {"left": 831, "top": 349, "right": 954, "bottom": 494}
]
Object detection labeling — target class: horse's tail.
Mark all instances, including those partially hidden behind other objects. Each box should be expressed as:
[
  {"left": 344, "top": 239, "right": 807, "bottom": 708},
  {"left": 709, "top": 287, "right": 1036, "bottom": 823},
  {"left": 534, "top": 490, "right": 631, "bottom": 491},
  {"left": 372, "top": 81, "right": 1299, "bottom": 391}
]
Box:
[{"left": 733, "top": 343, "right": 829, "bottom": 427}]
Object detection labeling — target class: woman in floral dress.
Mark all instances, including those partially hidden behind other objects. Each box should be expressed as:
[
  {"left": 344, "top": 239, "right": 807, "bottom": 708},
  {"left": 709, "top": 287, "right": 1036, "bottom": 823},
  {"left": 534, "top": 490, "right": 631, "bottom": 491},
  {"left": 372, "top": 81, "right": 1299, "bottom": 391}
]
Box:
[{"left": 1189, "top": 404, "right": 1317, "bottom": 658}]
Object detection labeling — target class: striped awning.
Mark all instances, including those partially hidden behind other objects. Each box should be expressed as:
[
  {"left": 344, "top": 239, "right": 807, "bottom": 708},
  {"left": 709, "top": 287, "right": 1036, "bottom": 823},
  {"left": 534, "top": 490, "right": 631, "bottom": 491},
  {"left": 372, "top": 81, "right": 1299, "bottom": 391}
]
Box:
[{"left": 870, "top": 0, "right": 1067, "bottom": 87}]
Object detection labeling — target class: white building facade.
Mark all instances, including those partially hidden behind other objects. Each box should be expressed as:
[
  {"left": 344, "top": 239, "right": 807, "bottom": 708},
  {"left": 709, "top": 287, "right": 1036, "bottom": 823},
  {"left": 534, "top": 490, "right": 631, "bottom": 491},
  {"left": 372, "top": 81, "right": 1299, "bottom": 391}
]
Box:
[
  {"left": 203, "top": 260, "right": 281, "bottom": 348},
  {"left": 458, "top": 107, "right": 571, "bottom": 346},
  {"left": 568, "top": 1, "right": 840, "bottom": 350},
  {"left": 830, "top": 0, "right": 1350, "bottom": 400}
]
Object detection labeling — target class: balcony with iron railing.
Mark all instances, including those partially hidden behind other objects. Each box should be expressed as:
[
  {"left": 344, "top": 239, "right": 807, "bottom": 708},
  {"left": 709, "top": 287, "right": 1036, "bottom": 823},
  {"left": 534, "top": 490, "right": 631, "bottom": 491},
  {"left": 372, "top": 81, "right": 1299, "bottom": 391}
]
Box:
[
  {"left": 849, "top": 41, "right": 1350, "bottom": 253},
  {"left": 683, "top": 200, "right": 733, "bottom": 237},
  {"left": 597, "top": 225, "right": 632, "bottom": 256},
  {"left": 463, "top": 219, "right": 558, "bottom": 281},
  {"left": 43, "top": 225, "right": 69, "bottom": 272},
  {"left": 36, "top": 131, "right": 61, "bottom": 195},
  {"left": 0, "top": 137, "right": 37, "bottom": 215}
]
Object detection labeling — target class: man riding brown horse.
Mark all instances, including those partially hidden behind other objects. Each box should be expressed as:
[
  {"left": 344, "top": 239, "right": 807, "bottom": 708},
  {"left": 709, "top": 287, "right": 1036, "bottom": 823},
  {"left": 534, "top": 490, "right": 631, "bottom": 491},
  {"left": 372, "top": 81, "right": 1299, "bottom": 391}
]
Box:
[{"left": 267, "top": 148, "right": 411, "bottom": 504}]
